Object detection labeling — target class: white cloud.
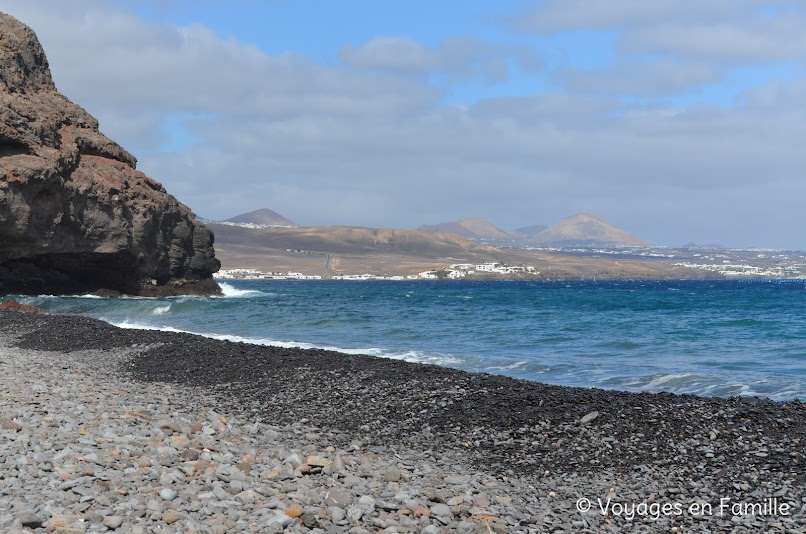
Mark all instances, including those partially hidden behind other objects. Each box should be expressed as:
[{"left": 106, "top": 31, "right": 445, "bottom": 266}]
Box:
[
  {"left": 7, "top": 2, "right": 441, "bottom": 147},
  {"left": 622, "top": 17, "right": 806, "bottom": 62},
  {"left": 740, "top": 78, "right": 806, "bottom": 109},
  {"left": 341, "top": 36, "right": 542, "bottom": 83},
  {"left": 557, "top": 60, "right": 721, "bottom": 96},
  {"left": 513, "top": 0, "right": 768, "bottom": 32},
  {"left": 516, "top": 0, "right": 806, "bottom": 64},
  {"left": 340, "top": 37, "right": 436, "bottom": 73},
  {"left": 1, "top": 0, "right": 805, "bottom": 247}
]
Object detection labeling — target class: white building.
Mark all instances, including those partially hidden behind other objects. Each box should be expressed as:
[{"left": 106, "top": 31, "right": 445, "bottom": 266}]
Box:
[{"left": 287, "top": 272, "right": 322, "bottom": 280}]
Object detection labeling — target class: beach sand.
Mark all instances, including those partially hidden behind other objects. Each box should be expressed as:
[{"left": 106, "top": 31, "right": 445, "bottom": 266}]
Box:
[{"left": 0, "top": 310, "right": 803, "bottom": 533}]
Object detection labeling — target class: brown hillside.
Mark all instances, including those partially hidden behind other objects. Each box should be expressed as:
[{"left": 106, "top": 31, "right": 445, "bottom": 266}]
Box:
[
  {"left": 535, "top": 213, "right": 649, "bottom": 247},
  {"left": 418, "top": 217, "right": 513, "bottom": 241},
  {"left": 209, "top": 224, "right": 501, "bottom": 256}
]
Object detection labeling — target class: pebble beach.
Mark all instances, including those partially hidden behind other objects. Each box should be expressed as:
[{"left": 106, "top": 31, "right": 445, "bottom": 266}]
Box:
[{"left": 1, "top": 311, "right": 804, "bottom": 533}]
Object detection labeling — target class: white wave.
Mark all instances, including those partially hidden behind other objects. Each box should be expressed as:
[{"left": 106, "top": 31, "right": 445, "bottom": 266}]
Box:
[
  {"left": 199, "top": 333, "right": 463, "bottom": 366},
  {"left": 700, "top": 383, "right": 751, "bottom": 395},
  {"left": 152, "top": 305, "right": 171, "bottom": 315},
  {"left": 358, "top": 348, "right": 463, "bottom": 367},
  {"left": 110, "top": 320, "right": 185, "bottom": 333},
  {"left": 23, "top": 293, "right": 106, "bottom": 300},
  {"left": 218, "top": 282, "right": 266, "bottom": 298},
  {"left": 487, "top": 361, "right": 528, "bottom": 371},
  {"left": 701, "top": 381, "right": 784, "bottom": 399},
  {"left": 108, "top": 320, "right": 462, "bottom": 367},
  {"left": 642, "top": 373, "right": 698, "bottom": 389},
  {"left": 32, "top": 285, "right": 262, "bottom": 300},
  {"left": 30, "top": 293, "right": 166, "bottom": 300},
  {"left": 604, "top": 373, "right": 797, "bottom": 401}
]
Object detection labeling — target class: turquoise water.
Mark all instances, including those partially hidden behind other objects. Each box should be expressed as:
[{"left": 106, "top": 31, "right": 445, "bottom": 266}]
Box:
[{"left": 19, "top": 280, "right": 806, "bottom": 400}]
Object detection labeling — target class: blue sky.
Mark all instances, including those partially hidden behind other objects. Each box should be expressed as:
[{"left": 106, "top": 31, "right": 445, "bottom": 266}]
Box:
[
  {"left": 132, "top": 1, "right": 561, "bottom": 110},
  {"left": 128, "top": 1, "right": 743, "bottom": 109},
  {"left": 3, "top": 0, "right": 806, "bottom": 247}
]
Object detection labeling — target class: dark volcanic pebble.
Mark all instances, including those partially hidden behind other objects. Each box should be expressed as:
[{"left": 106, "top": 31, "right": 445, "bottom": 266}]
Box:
[{"left": 3, "top": 311, "right": 804, "bottom": 489}]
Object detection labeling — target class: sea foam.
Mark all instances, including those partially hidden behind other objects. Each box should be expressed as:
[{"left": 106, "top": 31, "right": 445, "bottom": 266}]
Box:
[
  {"left": 218, "top": 282, "right": 266, "bottom": 298},
  {"left": 108, "top": 320, "right": 462, "bottom": 367},
  {"left": 152, "top": 305, "right": 171, "bottom": 315}
]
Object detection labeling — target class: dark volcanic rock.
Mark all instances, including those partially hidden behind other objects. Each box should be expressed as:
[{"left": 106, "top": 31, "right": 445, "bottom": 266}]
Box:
[
  {"left": 0, "top": 13, "right": 220, "bottom": 296},
  {"left": 0, "top": 298, "right": 45, "bottom": 313}
]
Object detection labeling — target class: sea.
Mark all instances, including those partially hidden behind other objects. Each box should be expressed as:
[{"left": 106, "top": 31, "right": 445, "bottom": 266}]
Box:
[{"left": 17, "top": 280, "right": 806, "bottom": 401}]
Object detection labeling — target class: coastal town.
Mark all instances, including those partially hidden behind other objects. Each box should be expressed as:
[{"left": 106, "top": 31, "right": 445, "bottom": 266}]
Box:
[
  {"left": 213, "top": 245, "right": 806, "bottom": 282},
  {"left": 213, "top": 262, "right": 540, "bottom": 281}
]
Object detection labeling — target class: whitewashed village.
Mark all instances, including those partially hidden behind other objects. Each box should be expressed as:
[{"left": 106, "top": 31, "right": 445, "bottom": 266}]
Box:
[{"left": 214, "top": 262, "right": 540, "bottom": 281}]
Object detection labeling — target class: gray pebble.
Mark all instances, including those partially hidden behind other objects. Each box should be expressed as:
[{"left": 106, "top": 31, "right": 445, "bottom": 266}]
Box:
[
  {"left": 102, "top": 516, "right": 124, "bottom": 530},
  {"left": 0, "top": 322, "right": 801, "bottom": 534},
  {"left": 328, "top": 506, "right": 346, "bottom": 521},
  {"left": 430, "top": 503, "right": 452, "bottom": 517},
  {"left": 324, "top": 489, "right": 352, "bottom": 508}
]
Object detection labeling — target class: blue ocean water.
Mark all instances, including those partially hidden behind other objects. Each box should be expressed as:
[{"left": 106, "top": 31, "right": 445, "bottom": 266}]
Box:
[{"left": 18, "top": 280, "right": 806, "bottom": 401}]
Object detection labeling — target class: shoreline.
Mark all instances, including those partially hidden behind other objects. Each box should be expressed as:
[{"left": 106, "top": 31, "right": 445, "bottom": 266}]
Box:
[
  {"left": 1, "top": 311, "right": 804, "bottom": 532},
  {"left": 15, "top": 278, "right": 806, "bottom": 402},
  {"left": 215, "top": 274, "right": 794, "bottom": 282}
]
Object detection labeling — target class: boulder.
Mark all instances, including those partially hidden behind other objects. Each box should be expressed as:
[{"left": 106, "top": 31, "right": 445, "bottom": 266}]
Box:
[
  {"left": 0, "top": 12, "right": 220, "bottom": 296},
  {"left": 0, "top": 298, "right": 45, "bottom": 313}
]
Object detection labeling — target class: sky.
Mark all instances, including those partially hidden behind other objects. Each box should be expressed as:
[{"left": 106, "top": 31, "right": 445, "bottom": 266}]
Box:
[{"left": 1, "top": 0, "right": 805, "bottom": 248}]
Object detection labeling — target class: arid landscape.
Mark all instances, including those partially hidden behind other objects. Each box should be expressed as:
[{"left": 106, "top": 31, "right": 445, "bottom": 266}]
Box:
[{"left": 209, "top": 210, "right": 805, "bottom": 280}]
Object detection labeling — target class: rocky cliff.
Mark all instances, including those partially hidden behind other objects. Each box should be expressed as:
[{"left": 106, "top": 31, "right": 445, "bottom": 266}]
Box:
[{"left": 0, "top": 13, "right": 220, "bottom": 296}]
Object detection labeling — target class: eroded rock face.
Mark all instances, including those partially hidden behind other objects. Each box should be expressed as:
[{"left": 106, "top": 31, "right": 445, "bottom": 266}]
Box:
[{"left": 0, "top": 13, "right": 220, "bottom": 296}]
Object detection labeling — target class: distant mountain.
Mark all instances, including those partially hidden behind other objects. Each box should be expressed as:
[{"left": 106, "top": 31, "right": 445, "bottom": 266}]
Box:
[
  {"left": 225, "top": 208, "right": 297, "bottom": 227},
  {"left": 510, "top": 224, "right": 548, "bottom": 240},
  {"left": 418, "top": 217, "right": 514, "bottom": 241},
  {"left": 209, "top": 223, "right": 500, "bottom": 256},
  {"left": 534, "top": 213, "right": 649, "bottom": 247}
]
